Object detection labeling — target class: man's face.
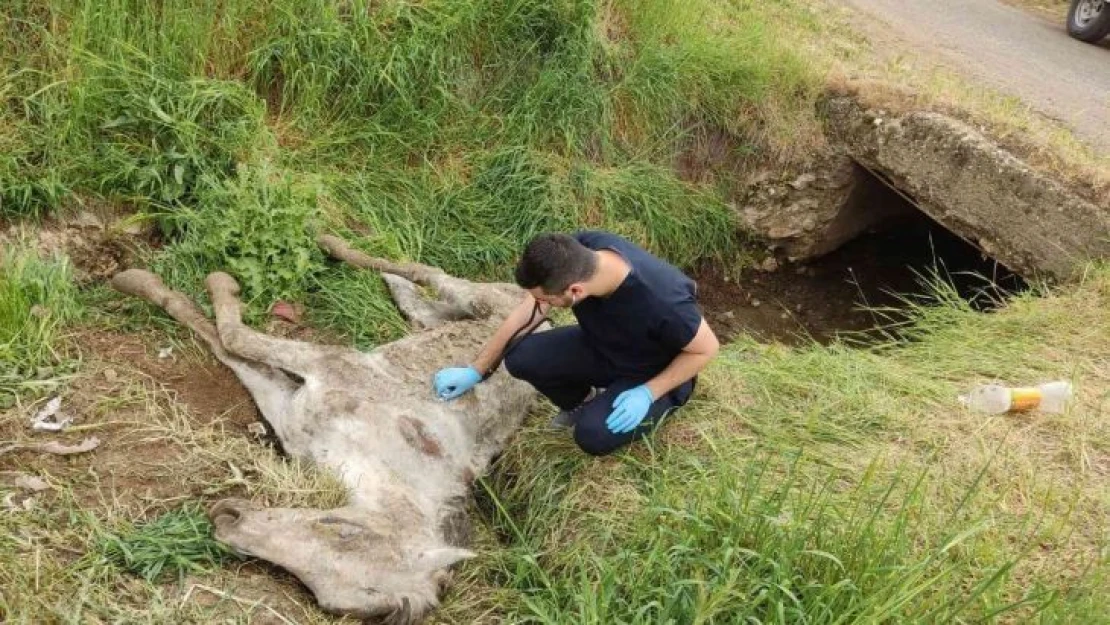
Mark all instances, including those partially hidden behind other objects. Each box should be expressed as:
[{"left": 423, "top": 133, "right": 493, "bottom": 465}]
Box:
[{"left": 528, "top": 285, "right": 580, "bottom": 309}]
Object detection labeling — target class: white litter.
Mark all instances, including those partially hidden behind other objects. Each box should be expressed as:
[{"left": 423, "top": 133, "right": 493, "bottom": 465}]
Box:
[
  {"left": 14, "top": 474, "right": 50, "bottom": 492},
  {"left": 0, "top": 436, "right": 101, "bottom": 457},
  {"left": 31, "top": 396, "right": 74, "bottom": 432},
  {"left": 158, "top": 346, "right": 174, "bottom": 359}
]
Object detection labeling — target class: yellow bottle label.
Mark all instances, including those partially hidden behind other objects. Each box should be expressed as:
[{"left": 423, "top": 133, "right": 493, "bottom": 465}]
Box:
[{"left": 1009, "top": 387, "right": 1043, "bottom": 411}]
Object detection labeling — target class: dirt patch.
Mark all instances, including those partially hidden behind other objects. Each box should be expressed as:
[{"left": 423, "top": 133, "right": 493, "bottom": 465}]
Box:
[
  {"left": 180, "top": 563, "right": 326, "bottom": 624},
  {"left": 998, "top": 0, "right": 1069, "bottom": 20},
  {"left": 0, "top": 325, "right": 264, "bottom": 512},
  {"left": 2, "top": 210, "right": 160, "bottom": 284},
  {"left": 76, "top": 328, "right": 261, "bottom": 428},
  {"left": 695, "top": 207, "right": 1026, "bottom": 345}
]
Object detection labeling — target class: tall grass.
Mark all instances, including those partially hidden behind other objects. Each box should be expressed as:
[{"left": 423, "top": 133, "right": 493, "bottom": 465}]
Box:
[
  {"left": 434, "top": 266, "right": 1110, "bottom": 624},
  {"left": 2, "top": 0, "right": 811, "bottom": 326},
  {"left": 0, "top": 241, "right": 83, "bottom": 406},
  {"left": 477, "top": 452, "right": 1044, "bottom": 623}
]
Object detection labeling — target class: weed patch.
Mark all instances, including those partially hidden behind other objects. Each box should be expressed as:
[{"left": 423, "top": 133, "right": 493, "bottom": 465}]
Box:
[
  {"left": 0, "top": 240, "right": 83, "bottom": 406},
  {"left": 88, "top": 502, "right": 238, "bottom": 583},
  {"left": 154, "top": 163, "right": 324, "bottom": 319}
]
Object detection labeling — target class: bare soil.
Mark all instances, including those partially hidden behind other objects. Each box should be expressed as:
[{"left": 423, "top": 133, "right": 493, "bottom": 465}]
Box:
[
  {"left": 76, "top": 329, "right": 261, "bottom": 428},
  {"left": 0, "top": 327, "right": 262, "bottom": 510},
  {"left": 694, "top": 209, "right": 1026, "bottom": 345}
]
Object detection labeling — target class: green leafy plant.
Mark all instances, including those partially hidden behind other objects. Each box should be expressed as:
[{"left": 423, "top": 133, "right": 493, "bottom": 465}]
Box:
[{"left": 156, "top": 162, "right": 324, "bottom": 319}]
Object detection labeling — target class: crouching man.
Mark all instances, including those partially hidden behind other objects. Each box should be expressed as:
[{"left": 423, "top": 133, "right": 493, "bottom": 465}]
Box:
[{"left": 431, "top": 230, "right": 719, "bottom": 456}]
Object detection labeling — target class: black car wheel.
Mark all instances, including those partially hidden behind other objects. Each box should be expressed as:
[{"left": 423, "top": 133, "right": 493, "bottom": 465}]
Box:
[{"left": 1067, "top": 0, "right": 1110, "bottom": 42}]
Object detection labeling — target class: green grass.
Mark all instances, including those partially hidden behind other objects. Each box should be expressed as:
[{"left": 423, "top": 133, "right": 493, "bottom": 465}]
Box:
[
  {"left": 306, "top": 264, "right": 409, "bottom": 351},
  {"left": 87, "top": 502, "right": 238, "bottom": 583},
  {"left": 1, "top": 1, "right": 1107, "bottom": 623},
  {"left": 0, "top": 0, "right": 816, "bottom": 308},
  {"left": 0, "top": 239, "right": 83, "bottom": 406},
  {"left": 434, "top": 266, "right": 1110, "bottom": 624}
]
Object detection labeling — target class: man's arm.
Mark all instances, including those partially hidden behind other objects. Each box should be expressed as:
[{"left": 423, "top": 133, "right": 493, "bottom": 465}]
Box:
[
  {"left": 644, "top": 318, "right": 719, "bottom": 400},
  {"left": 470, "top": 293, "right": 551, "bottom": 377}
]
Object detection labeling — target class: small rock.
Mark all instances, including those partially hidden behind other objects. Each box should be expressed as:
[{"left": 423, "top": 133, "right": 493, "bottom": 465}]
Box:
[
  {"left": 873, "top": 118, "right": 883, "bottom": 126},
  {"left": 750, "top": 299, "right": 761, "bottom": 308},
  {"left": 29, "top": 305, "right": 49, "bottom": 318},
  {"left": 789, "top": 173, "right": 816, "bottom": 190},
  {"left": 69, "top": 211, "right": 104, "bottom": 230},
  {"left": 14, "top": 475, "right": 49, "bottom": 492},
  {"left": 247, "top": 422, "right": 268, "bottom": 438},
  {"left": 122, "top": 223, "right": 145, "bottom": 236},
  {"left": 271, "top": 301, "right": 302, "bottom": 324},
  {"left": 795, "top": 304, "right": 803, "bottom": 313},
  {"left": 759, "top": 257, "right": 779, "bottom": 272},
  {"left": 723, "top": 311, "right": 735, "bottom": 319},
  {"left": 747, "top": 170, "right": 773, "bottom": 185},
  {"left": 780, "top": 312, "right": 789, "bottom": 319},
  {"left": 104, "top": 369, "right": 118, "bottom": 382}
]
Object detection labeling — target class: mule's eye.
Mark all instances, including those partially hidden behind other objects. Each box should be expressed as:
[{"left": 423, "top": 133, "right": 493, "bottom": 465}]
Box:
[{"left": 317, "top": 516, "right": 373, "bottom": 539}]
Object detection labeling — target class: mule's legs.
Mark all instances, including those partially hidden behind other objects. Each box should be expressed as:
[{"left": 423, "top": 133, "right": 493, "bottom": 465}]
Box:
[
  {"left": 317, "top": 234, "right": 519, "bottom": 323},
  {"left": 381, "top": 273, "right": 472, "bottom": 330},
  {"left": 112, "top": 270, "right": 230, "bottom": 361},
  {"left": 110, "top": 270, "right": 298, "bottom": 421},
  {"left": 206, "top": 272, "right": 338, "bottom": 376}
]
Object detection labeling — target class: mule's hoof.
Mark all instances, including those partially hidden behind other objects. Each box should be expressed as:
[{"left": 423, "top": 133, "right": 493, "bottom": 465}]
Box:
[
  {"left": 205, "top": 272, "right": 241, "bottom": 297},
  {"left": 110, "top": 269, "right": 164, "bottom": 297}
]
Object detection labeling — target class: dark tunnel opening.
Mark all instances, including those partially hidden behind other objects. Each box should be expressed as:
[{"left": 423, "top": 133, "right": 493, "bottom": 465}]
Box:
[{"left": 696, "top": 163, "right": 1029, "bottom": 344}]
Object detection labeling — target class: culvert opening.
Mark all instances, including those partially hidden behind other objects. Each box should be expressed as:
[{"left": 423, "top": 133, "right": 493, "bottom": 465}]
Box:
[{"left": 697, "top": 163, "right": 1028, "bottom": 344}]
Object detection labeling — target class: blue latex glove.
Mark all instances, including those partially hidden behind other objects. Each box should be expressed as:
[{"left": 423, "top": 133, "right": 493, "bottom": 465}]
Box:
[
  {"left": 606, "top": 385, "right": 654, "bottom": 433},
  {"left": 434, "top": 366, "right": 482, "bottom": 400}
]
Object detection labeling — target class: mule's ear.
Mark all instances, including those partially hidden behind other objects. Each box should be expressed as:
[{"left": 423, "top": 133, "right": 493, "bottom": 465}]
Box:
[{"left": 413, "top": 546, "right": 476, "bottom": 571}]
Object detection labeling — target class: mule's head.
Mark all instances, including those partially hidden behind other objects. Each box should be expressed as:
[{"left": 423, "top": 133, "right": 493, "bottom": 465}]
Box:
[{"left": 209, "top": 499, "right": 474, "bottom": 624}]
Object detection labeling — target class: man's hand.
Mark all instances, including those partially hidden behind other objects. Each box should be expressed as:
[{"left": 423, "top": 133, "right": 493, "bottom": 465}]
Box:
[
  {"left": 433, "top": 366, "right": 481, "bottom": 400},
  {"left": 606, "top": 385, "right": 654, "bottom": 433}
]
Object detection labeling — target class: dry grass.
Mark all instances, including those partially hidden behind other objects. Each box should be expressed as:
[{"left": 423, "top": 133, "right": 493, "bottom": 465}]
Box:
[
  {"left": 764, "top": 0, "right": 1110, "bottom": 205},
  {"left": 999, "top": 0, "right": 1071, "bottom": 20},
  {"left": 0, "top": 337, "right": 346, "bottom": 623}
]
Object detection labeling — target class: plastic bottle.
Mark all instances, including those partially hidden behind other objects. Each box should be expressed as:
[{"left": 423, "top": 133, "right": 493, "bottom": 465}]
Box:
[{"left": 960, "top": 381, "right": 1073, "bottom": 414}]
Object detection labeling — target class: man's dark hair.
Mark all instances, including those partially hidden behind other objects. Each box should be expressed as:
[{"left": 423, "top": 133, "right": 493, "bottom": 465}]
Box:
[{"left": 514, "top": 233, "right": 598, "bottom": 294}]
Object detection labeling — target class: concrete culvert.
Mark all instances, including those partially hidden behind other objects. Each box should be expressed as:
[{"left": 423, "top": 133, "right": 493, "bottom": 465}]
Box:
[
  {"left": 700, "top": 164, "right": 1028, "bottom": 345},
  {"left": 714, "top": 93, "right": 1109, "bottom": 344}
]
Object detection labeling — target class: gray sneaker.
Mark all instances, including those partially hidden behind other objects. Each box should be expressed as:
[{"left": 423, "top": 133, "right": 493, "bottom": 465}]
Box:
[{"left": 549, "top": 387, "right": 603, "bottom": 429}]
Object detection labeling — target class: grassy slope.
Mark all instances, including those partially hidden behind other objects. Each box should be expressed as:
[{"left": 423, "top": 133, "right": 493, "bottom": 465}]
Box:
[
  {"left": 1, "top": 0, "right": 1108, "bottom": 623},
  {"left": 443, "top": 270, "right": 1110, "bottom": 623}
]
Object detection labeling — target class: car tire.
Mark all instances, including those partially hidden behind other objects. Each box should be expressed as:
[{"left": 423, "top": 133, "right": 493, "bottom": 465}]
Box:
[{"left": 1067, "top": 0, "right": 1110, "bottom": 42}]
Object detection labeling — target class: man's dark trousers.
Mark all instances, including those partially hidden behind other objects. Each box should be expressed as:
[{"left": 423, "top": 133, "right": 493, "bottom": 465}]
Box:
[{"left": 504, "top": 326, "right": 695, "bottom": 456}]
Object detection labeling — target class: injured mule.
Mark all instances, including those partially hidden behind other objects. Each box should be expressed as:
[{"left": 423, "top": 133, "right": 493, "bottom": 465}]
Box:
[{"left": 110, "top": 234, "right": 544, "bottom": 624}]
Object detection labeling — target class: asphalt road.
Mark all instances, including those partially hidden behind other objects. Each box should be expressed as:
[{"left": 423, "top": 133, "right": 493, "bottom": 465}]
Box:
[{"left": 842, "top": 0, "right": 1110, "bottom": 155}]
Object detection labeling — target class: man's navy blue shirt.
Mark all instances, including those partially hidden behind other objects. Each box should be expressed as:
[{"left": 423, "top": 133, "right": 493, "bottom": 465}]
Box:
[{"left": 570, "top": 230, "right": 703, "bottom": 380}]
